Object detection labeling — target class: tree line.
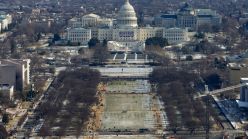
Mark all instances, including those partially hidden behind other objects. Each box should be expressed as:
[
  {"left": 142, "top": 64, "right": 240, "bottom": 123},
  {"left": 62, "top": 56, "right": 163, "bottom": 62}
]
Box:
[
  {"left": 38, "top": 67, "right": 100, "bottom": 137},
  {"left": 150, "top": 67, "right": 221, "bottom": 131}
]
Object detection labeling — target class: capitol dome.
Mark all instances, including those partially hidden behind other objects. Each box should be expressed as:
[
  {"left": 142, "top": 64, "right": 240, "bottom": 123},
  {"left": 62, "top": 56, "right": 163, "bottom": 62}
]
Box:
[{"left": 117, "top": 0, "right": 138, "bottom": 28}]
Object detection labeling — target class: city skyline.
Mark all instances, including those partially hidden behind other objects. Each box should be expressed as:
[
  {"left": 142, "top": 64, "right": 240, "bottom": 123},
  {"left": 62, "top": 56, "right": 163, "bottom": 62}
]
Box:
[{"left": 0, "top": 0, "right": 247, "bottom": 138}]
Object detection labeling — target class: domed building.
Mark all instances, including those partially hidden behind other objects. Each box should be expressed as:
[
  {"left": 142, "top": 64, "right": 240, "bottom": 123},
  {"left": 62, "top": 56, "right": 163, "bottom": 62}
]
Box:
[
  {"left": 66, "top": 0, "right": 190, "bottom": 50},
  {"left": 117, "top": 0, "right": 138, "bottom": 28}
]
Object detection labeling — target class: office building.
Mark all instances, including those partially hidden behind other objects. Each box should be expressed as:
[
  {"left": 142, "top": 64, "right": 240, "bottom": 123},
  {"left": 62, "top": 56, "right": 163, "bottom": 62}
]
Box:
[
  {"left": 154, "top": 3, "right": 222, "bottom": 31},
  {"left": 0, "top": 59, "right": 30, "bottom": 92}
]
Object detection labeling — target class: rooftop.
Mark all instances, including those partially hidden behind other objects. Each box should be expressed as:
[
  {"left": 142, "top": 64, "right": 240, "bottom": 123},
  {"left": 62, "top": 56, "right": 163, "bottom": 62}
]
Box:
[{"left": 83, "top": 13, "right": 100, "bottom": 18}]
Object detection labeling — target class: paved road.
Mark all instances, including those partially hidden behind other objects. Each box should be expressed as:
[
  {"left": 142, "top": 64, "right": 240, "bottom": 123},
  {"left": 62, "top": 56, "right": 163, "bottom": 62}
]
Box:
[{"left": 18, "top": 77, "right": 55, "bottom": 136}]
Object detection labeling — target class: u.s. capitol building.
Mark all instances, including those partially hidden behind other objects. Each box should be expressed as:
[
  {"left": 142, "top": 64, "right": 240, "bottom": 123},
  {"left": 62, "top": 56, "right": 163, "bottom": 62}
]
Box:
[{"left": 66, "top": 0, "right": 189, "bottom": 51}]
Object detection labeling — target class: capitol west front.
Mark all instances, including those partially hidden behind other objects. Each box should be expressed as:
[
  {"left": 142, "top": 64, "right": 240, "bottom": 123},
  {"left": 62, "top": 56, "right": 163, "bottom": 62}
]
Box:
[{"left": 66, "top": 0, "right": 189, "bottom": 51}]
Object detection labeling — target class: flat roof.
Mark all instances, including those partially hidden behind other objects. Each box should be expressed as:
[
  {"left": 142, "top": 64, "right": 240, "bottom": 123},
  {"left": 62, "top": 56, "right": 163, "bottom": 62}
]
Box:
[
  {"left": 236, "top": 100, "right": 248, "bottom": 108},
  {"left": 241, "top": 78, "right": 248, "bottom": 81}
]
